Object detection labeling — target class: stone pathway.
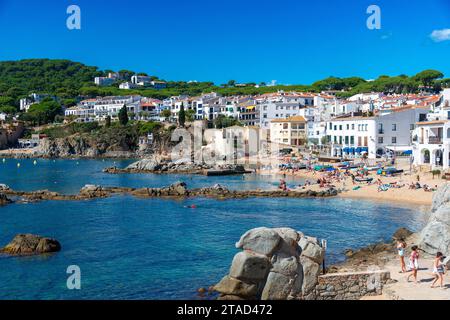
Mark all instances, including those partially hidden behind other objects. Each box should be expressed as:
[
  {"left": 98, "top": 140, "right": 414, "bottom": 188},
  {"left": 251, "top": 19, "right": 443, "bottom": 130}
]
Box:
[{"left": 379, "top": 258, "right": 450, "bottom": 300}]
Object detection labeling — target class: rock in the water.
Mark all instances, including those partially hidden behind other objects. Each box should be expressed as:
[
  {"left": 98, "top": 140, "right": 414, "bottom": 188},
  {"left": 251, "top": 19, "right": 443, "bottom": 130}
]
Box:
[
  {"left": 126, "top": 157, "right": 160, "bottom": 171},
  {"left": 0, "top": 184, "right": 10, "bottom": 191},
  {"left": 1, "top": 234, "right": 61, "bottom": 255},
  {"left": 215, "top": 227, "right": 324, "bottom": 300},
  {"left": 229, "top": 251, "right": 270, "bottom": 281},
  {"left": 235, "top": 227, "right": 281, "bottom": 256},
  {"left": 0, "top": 192, "right": 12, "bottom": 205},
  {"left": 79, "top": 185, "right": 107, "bottom": 198}
]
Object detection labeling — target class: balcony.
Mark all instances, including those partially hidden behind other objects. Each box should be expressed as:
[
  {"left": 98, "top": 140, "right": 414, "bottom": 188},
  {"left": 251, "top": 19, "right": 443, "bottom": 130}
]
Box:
[{"left": 428, "top": 137, "right": 443, "bottom": 144}]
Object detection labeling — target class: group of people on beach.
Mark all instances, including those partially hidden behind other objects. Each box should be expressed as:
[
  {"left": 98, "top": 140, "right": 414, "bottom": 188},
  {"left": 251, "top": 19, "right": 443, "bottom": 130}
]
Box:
[{"left": 397, "top": 240, "right": 447, "bottom": 289}]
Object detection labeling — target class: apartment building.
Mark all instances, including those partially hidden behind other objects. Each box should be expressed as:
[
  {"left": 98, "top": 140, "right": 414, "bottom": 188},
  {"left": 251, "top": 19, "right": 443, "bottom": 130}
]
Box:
[{"left": 269, "top": 116, "right": 307, "bottom": 147}]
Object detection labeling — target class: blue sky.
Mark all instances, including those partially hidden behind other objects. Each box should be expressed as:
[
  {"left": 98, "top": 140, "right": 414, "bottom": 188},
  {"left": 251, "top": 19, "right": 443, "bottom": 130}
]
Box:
[{"left": 0, "top": 0, "right": 449, "bottom": 84}]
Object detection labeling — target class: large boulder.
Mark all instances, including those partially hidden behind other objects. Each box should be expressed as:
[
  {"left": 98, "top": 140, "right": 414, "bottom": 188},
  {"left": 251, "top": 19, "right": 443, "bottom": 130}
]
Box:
[
  {"left": 419, "top": 184, "right": 450, "bottom": 255},
  {"left": 236, "top": 227, "right": 281, "bottom": 256},
  {"left": 298, "top": 236, "right": 324, "bottom": 296},
  {"left": 1, "top": 234, "right": 61, "bottom": 255},
  {"left": 126, "top": 157, "right": 161, "bottom": 171},
  {"left": 215, "top": 227, "right": 324, "bottom": 300},
  {"left": 229, "top": 251, "right": 270, "bottom": 282}
]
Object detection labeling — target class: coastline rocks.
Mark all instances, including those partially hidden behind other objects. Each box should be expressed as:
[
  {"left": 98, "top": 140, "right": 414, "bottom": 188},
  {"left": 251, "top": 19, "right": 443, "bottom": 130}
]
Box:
[
  {"left": 0, "top": 184, "right": 11, "bottom": 191},
  {"left": 126, "top": 157, "right": 161, "bottom": 171},
  {"left": 214, "top": 227, "right": 325, "bottom": 300},
  {"left": 79, "top": 185, "right": 108, "bottom": 198},
  {"left": 392, "top": 228, "right": 413, "bottom": 241},
  {"left": 419, "top": 183, "right": 450, "bottom": 255},
  {"left": 0, "top": 192, "right": 12, "bottom": 205},
  {"left": 1, "top": 234, "right": 61, "bottom": 255}
]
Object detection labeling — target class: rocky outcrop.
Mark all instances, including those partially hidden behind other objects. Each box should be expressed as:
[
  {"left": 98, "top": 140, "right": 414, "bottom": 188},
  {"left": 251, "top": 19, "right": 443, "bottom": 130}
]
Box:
[
  {"left": 3, "top": 183, "right": 338, "bottom": 204},
  {"left": 104, "top": 157, "right": 212, "bottom": 174},
  {"left": 419, "top": 183, "right": 450, "bottom": 255},
  {"left": 214, "top": 227, "right": 325, "bottom": 300},
  {"left": 38, "top": 137, "right": 137, "bottom": 158},
  {"left": 79, "top": 185, "right": 109, "bottom": 198},
  {"left": 0, "top": 192, "right": 12, "bottom": 205},
  {"left": 1, "top": 234, "right": 61, "bottom": 255},
  {"left": 0, "top": 184, "right": 11, "bottom": 191}
]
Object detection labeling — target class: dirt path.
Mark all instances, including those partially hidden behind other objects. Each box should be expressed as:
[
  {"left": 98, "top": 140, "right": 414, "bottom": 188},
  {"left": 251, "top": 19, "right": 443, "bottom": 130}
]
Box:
[{"left": 381, "top": 258, "right": 450, "bottom": 300}]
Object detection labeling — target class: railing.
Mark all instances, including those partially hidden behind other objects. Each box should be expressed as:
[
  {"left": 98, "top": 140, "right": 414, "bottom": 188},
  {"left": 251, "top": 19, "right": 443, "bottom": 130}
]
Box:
[{"left": 428, "top": 137, "right": 443, "bottom": 144}]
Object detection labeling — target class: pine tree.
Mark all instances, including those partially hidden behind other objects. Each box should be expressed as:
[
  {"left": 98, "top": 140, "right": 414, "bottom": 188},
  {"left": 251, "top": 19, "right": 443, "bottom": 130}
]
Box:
[
  {"left": 178, "top": 103, "right": 186, "bottom": 127},
  {"left": 105, "top": 115, "right": 111, "bottom": 128},
  {"left": 118, "top": 104, "right": 129, "bottom": 126}
]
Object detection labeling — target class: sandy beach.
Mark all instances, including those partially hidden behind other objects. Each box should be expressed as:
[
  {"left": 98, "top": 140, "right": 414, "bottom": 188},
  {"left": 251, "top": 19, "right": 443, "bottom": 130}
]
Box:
[{"left": 257, "top": 157, "right": 445, "bottom": 206}]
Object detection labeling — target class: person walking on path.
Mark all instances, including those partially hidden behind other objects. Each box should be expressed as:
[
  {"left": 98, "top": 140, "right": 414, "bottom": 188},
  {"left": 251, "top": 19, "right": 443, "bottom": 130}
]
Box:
[
  {"left": 397, "top": 239, "right": 407, "bottom": 273},
  {"left": 407, "top": 246, "right": 420, "bottom": 284},
  {"left": 431, "top": 252, "right": 446, "bottom": 289}
]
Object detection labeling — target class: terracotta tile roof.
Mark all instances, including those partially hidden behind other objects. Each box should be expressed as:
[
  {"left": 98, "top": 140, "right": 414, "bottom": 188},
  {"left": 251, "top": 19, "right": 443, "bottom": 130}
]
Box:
[{"left": 271, "top": 116, "right": 306, "bottom": 123}]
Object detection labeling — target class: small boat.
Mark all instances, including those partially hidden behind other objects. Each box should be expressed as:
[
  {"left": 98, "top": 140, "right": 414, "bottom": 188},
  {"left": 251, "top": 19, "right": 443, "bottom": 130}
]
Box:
[
  {"left": 377, "top": 168, "right": 404, "bottom": 176},
  {"left": 365, "top": 166, "right": 381, "bottom": 171},
  {"left": 355, "top": 177, "right": 373, "bottom": 183}
]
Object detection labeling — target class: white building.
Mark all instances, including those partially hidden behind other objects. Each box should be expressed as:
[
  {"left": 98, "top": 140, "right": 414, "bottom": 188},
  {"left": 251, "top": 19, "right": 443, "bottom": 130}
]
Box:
[
  {"left": 412, "top": 120, "right": 449, "bottom": 169},
  {"left": 412, "top": 94, "right": 450, "bottom": 169},
  {"left": 19, "top": 93, "right": 49, "bottom": 112},
  {"left": 269, "top": 116, "right": 307, "bottom": 147},
  {"left": 327, "top": 116, "right": 376, "bottom": 158},
  {"left": 119, "top": 82, "right": 138, "bottom": 90},
  {"left": 326, "top": 107, "right": 430, "bottom": 159},
  {"left": 131, "top": 75, "right": 152, "bottom": 86},
  {"left": 94, "top": 77, "right": 115, "bottom": 86},
  {"left": 93, "top": 96, "right": 142, "bottom": 120},
  {"left": 259, "top": 102, "right": 309, "bottom": 129}
]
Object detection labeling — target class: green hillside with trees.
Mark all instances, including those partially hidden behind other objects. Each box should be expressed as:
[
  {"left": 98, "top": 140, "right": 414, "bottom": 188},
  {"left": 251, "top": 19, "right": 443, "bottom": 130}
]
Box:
[{"left": 0, "top": 59, "right": 449, "bottom": 125}]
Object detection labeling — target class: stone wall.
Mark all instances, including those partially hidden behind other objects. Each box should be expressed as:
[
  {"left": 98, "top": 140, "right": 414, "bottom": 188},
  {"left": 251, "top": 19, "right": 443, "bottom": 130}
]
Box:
[{"left": 308, "top": 270, "right": 391, "bottom": 300}]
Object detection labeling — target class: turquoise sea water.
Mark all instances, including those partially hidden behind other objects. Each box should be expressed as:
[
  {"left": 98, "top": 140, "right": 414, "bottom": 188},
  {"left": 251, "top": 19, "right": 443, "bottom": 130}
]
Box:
[{"left": 0, "top": 159, "right": 429, "bottom": 300}]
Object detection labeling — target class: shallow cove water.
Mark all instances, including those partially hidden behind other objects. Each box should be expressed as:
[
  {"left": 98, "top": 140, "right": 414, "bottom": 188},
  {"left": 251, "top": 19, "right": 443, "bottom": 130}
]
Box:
[{"left": 0, "top": 159, "right": 428, "bottom": 299}]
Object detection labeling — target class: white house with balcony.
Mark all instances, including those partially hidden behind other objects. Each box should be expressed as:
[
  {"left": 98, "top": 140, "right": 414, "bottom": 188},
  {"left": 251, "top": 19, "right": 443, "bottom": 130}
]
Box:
[
  {"left": 412, "top": 98, "right": 450, "bottom": 170},
  {"left": 325, "top": 107, "right": 428, "bottom": 159},
  {"left": 412, "top": 120, "right": 450, "bottom": 169}
]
